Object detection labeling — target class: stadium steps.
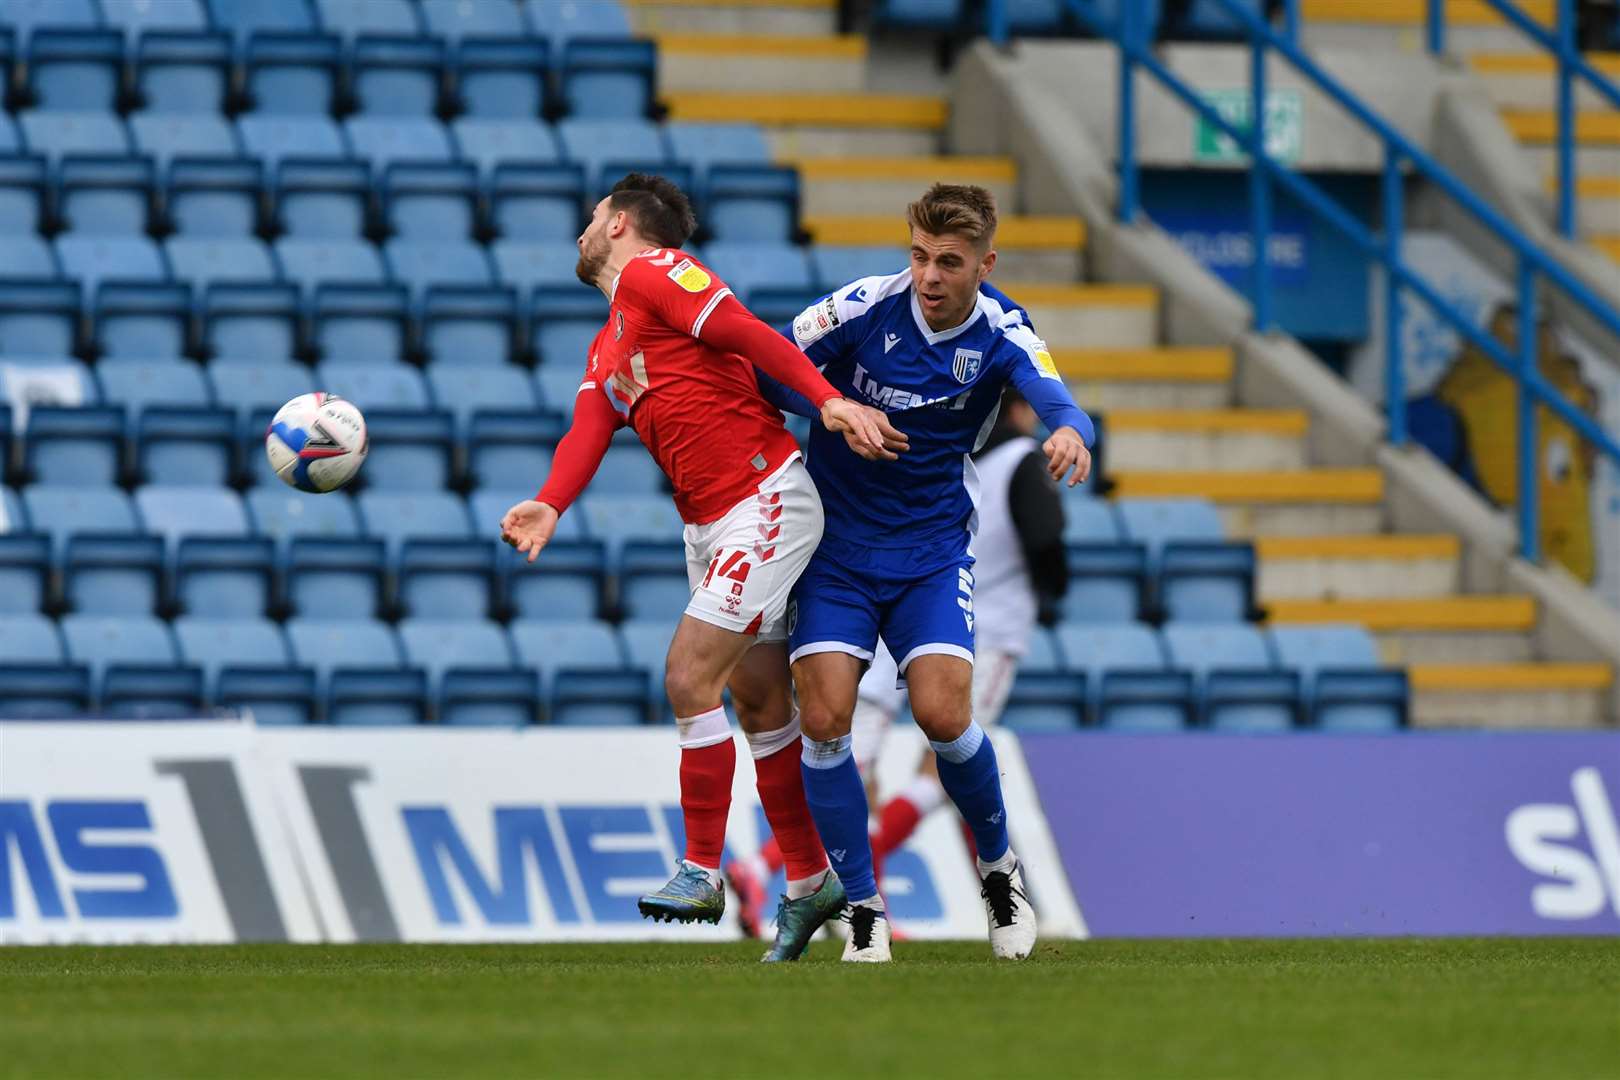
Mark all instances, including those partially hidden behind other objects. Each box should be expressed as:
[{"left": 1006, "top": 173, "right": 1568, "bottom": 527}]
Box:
[
  {"left": 1000, "top": 283, "right": 1159, "bottom": 349},
  {"left": 1051, "top": 347, "right": 1234, "bottom": 410},
  {"left": 1301, "top": 0, "right": 1551, "bottom": 51},
  {"left": 1465, "top": 52, "right": 1620, "bottom": 112},
  {"left": 793, "top": 157, "right": 1019, "bottom": 215},
  {"left": 1108, "top": 468, "right": 1386, "bottom": 536},
  {"left": 663, "top": 92, "right": 946, "bottom": 157},
  {"left": 1268, "top": 596, "right": 1537, "bottom": 665},
  {"left": 1255, "top": 534, "right": 1462, "bottom": 601},
  {"left": 654, "top": 33, "right": 868, "bottom": 92},
  {"left": 627, "top": 0, "right": 838, "bottom": 37},
  {"left": 1102, "top": 410, "right": 1310, "bottom": 472},
  {"left": 1408, "top": 662, "right": 1614, "bottom": 727}
]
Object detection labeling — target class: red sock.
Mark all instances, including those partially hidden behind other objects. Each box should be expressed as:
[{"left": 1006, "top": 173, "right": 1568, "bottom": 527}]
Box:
[
  {"left": 753, "top": 740, "right": 827, "bottom": 882},
  {"left": 871, "top": 795, "right": 924, "bottom": 862},
  {"left": 758, "top": 834, "right": 784, "bottom": 876},
  {"left": 679, "top": 738, "right": 735, "bottom": 869}
]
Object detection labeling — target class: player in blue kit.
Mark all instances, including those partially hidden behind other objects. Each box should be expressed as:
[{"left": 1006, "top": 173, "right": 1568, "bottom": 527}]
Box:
[{"left": 761, "top": 184, "right": 1095, "bottom": 962}]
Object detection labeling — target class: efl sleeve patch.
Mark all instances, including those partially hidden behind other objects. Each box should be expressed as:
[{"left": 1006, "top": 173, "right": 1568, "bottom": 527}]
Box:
[
  {"left": 668, "top": 258, "right": 712, "bottom": 293},
  {"left": 1032, "top": 342, "right": 1059, "bottom": 378},
  {"left": 792, "top": 295, "right": 840, "bottom": 347}
]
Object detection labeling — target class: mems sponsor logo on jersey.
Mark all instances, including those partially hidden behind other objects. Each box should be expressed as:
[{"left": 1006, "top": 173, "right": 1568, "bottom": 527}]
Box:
[{"left": 851, "top": 362, "right": 971, "bottom": 412}]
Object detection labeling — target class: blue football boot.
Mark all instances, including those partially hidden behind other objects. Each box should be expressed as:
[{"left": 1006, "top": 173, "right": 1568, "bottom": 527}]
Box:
[
  {"left": 638, "top": 862, "right": 726, "bottom": 925},
  {"left": 761, "top": 871, "right": 847, "bottom": 962}
]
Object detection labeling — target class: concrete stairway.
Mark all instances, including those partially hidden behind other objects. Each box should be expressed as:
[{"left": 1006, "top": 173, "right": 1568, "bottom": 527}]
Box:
[{"left": 636, "top": 0, "right": 1616, "bottom": 727}]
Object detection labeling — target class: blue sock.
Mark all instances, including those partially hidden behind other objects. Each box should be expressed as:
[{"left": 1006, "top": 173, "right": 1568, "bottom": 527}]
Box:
[
  {"left": 799, "top": 733, "right": 878, "bottom": 903},
  {"left": 931, "top": 722, "right": 1010, "bottom": 863}
]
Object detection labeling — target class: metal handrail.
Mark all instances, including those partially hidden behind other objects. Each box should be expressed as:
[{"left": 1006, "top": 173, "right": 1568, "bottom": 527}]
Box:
[
  {"left": 982, "top": 0, "right": 1620, "bottom": 567},
  {"left": 1429, "top": 0, "right": 1620, "bottom": 240}
]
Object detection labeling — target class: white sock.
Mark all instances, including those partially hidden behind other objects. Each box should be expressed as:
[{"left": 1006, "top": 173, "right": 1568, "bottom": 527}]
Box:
[
  {"left": 785, "top": 868, "right": 828, "bottom": 901},
  {"left": 976, "top": 849, "right": 1018, "bottom": 878},
  {"left": 850, "top": 893, "right": 886, "bottom": 913},
  {"left": 681, "top": 859, "right": 724, "bottom": 891}
]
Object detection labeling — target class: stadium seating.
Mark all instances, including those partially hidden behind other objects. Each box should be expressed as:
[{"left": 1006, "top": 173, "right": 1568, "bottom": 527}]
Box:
[{"left": 135, "top": 32, "right": 233, "bottom": 115}]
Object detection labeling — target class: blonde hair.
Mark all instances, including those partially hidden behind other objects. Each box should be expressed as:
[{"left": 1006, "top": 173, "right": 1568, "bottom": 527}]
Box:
[{"left": 905, "top": 183, "right": 998, "bottom": 251}]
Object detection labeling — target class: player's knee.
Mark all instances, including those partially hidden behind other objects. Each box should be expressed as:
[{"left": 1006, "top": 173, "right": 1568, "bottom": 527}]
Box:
[
  {"left": 664, "top": 666, "right": 719, "bottom": 718},
  {"left": 729, "top": 682, "right": 790, "bottom": 734},
  {"left": 797, "top": 699, "right": 851, "bottom": 743},
  {"left": 910, "top": 705, "right": 971, "bottom": 744}
]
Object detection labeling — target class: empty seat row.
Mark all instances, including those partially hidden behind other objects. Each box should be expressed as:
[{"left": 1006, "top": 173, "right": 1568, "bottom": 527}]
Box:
[
  {"left": 874, "top": 0, "right": 1263, "bottom": 41},
  {"left": 0, "top": 152, "right": 790, "bottom": 243},
  {"left": 2, "top": 28, "right": 652, "bottom": 120}
]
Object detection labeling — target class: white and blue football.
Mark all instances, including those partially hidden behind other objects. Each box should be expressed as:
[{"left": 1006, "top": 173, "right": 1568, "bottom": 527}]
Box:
[{"left": 265, "top": 393, "right": 368, "bottom": 493}]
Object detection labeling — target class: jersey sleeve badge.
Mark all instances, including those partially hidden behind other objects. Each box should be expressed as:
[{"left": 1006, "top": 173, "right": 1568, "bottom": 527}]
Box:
[
  {"left": 668, "top": 258, "right": 711, "bottom": 293},
  {"left": 792, "top": 295, "right": 840, "bottom": 347}
]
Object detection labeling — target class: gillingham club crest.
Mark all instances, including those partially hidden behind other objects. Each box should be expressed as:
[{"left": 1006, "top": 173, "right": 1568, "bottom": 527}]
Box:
[{"left": 952, "top": 347, "right": 983, "bottom": 383}]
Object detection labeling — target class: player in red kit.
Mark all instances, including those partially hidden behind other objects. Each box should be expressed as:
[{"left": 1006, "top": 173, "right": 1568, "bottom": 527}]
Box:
[{"left": 500, "top": 174, "right": 905, "bottom": 960}]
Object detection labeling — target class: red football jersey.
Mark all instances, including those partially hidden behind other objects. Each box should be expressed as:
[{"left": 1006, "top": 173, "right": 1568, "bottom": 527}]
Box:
[{"left": 585, "top": 248, "right": 804, "bottom": 524}]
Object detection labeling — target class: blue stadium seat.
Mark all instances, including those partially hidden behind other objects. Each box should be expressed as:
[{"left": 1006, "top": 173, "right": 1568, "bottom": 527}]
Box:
[
  {"left": 0, "top": 155, "right": 47, "bottom": 234},
  {"left": 1060, "top": 489, "right": 1120, "bottom": 543},
  {"left": 578, "top": 494, "right": 683, "bottom": 560},
  {"left": 0, "top": 0, "right": 98, "bottom": 43},
  {"left": 526, "top": 0, "right": 632, "bottom": 46},
  {"left": 385, "top": 239, "right": 492, "bottom": 298},
  {"left": 617, "top": 617, "right": 671, "bottom": 716},
  {"left": 0, "top": 532, "right": 50, "bottom": 614},
  {"left": 1117, "top": 497, "right": 1224, "bottom": 561},
  {"left": 60, "top": 613, "right": 177, "bottom": 697},
  {"left": 429, "top": 366, "right": 539, "bottom": 436},
  {"left": 383, "top": 161, "right": 479, "bottom": 241},
  {"left": 1169, "top": 0, "right": 1262, "bottom": 40},
  {"left": 99, "top": 361, "right": 211, "bottom": 418},
  {"left": 705, "top": 165, "right": 799, "bottom": 245},
  {"left": 0, "top": 115, "right": 16, "bottom": 157},
  {"left": 136, "top": 484, "right": 250, "bottom": 545},
  {"left": 469, "top": 488, "right": 587, "bottom": 543},
  {"left": 355, "top": 408, "right": 456, "bottom": 492},
  {"left": 0, "top": 663, "right": 92, "bottom": 718},
  {"left": 0, "top": 282, "right": 82, "bottom": 354},
  {"left": 455, "top": 120, "right": 560, "bottom": 179},
  {"left": 276, "top": 238, "right": 387, "bottom": 294},
  {"left": 0, "top": 410, "right": 10, "bottom": 482},
  {"left": 247, "top": 488, "right": 362, "bottom": 546},
  {"left": 1021, "top": 626, "right": 1065, "bottom": 673},
  {"left": 175, "top": 538, "right": 276, "bottom": 618},
  {"left": 134, "top": 31, "right": 232, "bottom": 115},
  {"left": 206, "top": 0, "right": 317, "bottom": 43},
  {"left": 64, "top": 533, "right": 164, "bottom": 615},
  {"left": 492, "top": 240, "right": 583, "bottom": 297},
  {"left": 285, "top": 536, "right": 384, "bottom": 618},
  {"left": 55, "top": 235, "right": 165, "bottom": 294},
  {"left": 466, "top": 410, "right": 559, "bottom": 490},
  {"left": 664, "top": 124, "right": 770, "bottom": 176},
  {"left": 26, "top": 29, "right": 123, "bottom": 112},
  {"left": 421, "top": 285, "right": 516, "bottom": 366},
  {"left": 1000, "top": 670, "right": 1088, "bottom": 730},
  {"left": 346, "top": 117, "right": 454, "bottom": 177},
  {"left": 530, "top": 289, "right": 607, "bottom": 372},
  {"left": 328, "top": 665, "right": 428, "bottom": 724},
  {"left": 350, "top": 34, "right": 446, "bottom": 118},
  {"left": 209, "top": 361, "right": 312, "bottom": 422},
  {"left": 201, "top": 282, "right": 302, "bottom": 361},
  {"left": 25, "top": 406, "right": 124, "bottom": 487},
  {"left": 167, "top": 158, "right": 263, "bottom": 237},
  {"left": 703, "top": 242, "right": 813, "bottom": 299},
  {"left": 237, "top": 116, "right": 346, "bottom": 170},
  {"left": 556, "top": 118, "right": 663, "bottom": 190},
  {"left": 440, "top": 665, "right": 539, "bottom": 726},
  {"left": 167, "top": 238, "right": 277, "bottom": 289},
  {"left": 618, "top": 541, "right": 688, "bottom": 621},
  {"left": 1159, "top": 540, "right": 1256, "bottom": 623},
  {"left": 57, "top": 155, "right": 154, "bottom": 235},
  {"left": 453, "top": 38, "right": 550, "bottom": 121},
  {"left": 275, "top": 159, "right": 372, "bottom": 239},
  {"left": 534, "top": 363, "right": 590, "bottom": 419},
  {"left": 1269, "top": 625, "right": 1404, "bottom": 731},
  {"left": 89, "top": 283, "right": 189, "bottom": 359},
  {"left": 812, "top": 247, "right": 908, "bottom": 290},
  {"left": 218, "top": 664, "right": 317, "bottom": 724},
  {"left": 173, "top": 615, "right": 289, "bottom": 698},
  {"left": 0, "top": 482, "right": 19, "bottom": 531},
  {"left": 422, "top": 0, "right": 527, "bottom": 40},
  {"left": 398, "top": 539, "right": 497, "bottom": 619},
  {"left": 597, "top": 429, "right": 664, "bottom": 494},
  {"left": 1054, "top": 622, "right": 1172, "bottom": 726},
  {"left": 560, "top": 37, "right": 655, "bottom": 119},
  {"left": 102, "top": 0, "right": 209, "bottom": 37},
  {"left": 508, "top": 617, "right": 634, "bottom": 718},
  {"left": 22, "top": 485, "right": 137, "bottom": 559},
  {"left": 397, "top": 616, "right": 522, "bottom": 722},
  {"left": 0, "top": 235, "right": 57, "bottom": 278},
  {"left": 489, "top": 162, "right": 583, "bottom": 241},
  {"left": 550, "top": 665, "right": 650, "bottom": 725},
  {"left": 1162, "top": 623, "right": 1297, "bottom": 731},
  {"left": 99, "top": 662, "right": 205, "bottom": 717},
  {"left": 285, "top": 616, "right": 421, "bottom": 723},
  {"left": 871, "top": 0, "right": 965, "bottom": 30},
  {"left": 19, "top": 111, "right": 130, "bottom": 164},
  {"left": 285, "top": 616, "right": 402, "bottom": 679},
  {"left": 502, "top": 538, "right": 603, "bottom": 620},
  {"left": 136, "top": 407, "right": 235, "bottom": 485},
  {"left": 1063, "top": 542, "right": 1147, "bottom": 623},
  {"left": 245, "top": 32, "right": 341, "bottom": 115},
  {"left": 358, "top": 490, "right": 471, "bottom": 556},
  {"left": 0, "top": 612, "right": 64, "bottom": 662},
  {"left": 311, "top": 283, "right": 409, "bottom": 363},
  {"left": 314, "top": 0, "right": 420, "bottom": 40},
  {"left": 1002, "top": 0, "right": 1066, "bottom": 33},
  {"left": 315, "top": 361, "right": 430, "bottom": 411},
  {"left": 129, "top": 112, "right": 238, "bottom": 168}
]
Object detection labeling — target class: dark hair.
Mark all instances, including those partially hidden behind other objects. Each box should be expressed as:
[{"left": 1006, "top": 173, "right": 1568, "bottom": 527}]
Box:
[{"left": 608, "top": 173, "right": 698, "bottom": 249}]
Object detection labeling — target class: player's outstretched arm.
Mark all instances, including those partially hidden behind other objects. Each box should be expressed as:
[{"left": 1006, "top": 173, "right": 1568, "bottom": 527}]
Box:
[
  {"left": 1042, "top": 426, "right": 1092, "bottom": 488},
  {"left": 500, "top": 499, "right": 559, "bottom": 563},
  {"left": 503, "top": 375, "right": 620, "bottom": 561}
]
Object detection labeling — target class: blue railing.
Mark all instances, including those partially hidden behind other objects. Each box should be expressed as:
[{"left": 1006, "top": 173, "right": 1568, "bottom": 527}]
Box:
[
  {"left": 984, "top": 0, "right": 1620, "bottom": 568},
  {"left": 1428, "top": 0, "right": 1620, "bottom": 240}
]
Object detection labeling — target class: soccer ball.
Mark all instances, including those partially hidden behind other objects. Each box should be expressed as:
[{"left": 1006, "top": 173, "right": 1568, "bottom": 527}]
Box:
[{"left": 265, "top": 393, "right": 368, "bottom": 493}]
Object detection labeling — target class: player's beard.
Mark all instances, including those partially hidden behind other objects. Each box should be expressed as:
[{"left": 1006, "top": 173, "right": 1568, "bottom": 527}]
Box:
[{"left": 576, "top": 231, "right": 611, "bottom": 287}]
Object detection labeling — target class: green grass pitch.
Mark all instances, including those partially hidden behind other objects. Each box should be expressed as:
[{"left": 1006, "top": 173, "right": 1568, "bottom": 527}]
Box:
[{"left": 3, "top": 939, "right": 1616, "bottom": 1079}]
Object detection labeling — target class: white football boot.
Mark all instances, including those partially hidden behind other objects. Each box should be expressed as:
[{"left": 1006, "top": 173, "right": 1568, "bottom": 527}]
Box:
[
  {"left": 840, "top": 902, "right": 892, "bottom": 963},
  {"left": 979, "top": 858, "right": 1037, "bottom": 960}
]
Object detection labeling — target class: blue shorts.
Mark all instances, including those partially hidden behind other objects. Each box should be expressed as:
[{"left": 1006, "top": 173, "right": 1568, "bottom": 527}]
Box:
[{"left": 787, "top": 541, "right": 976, "bottom": 679}]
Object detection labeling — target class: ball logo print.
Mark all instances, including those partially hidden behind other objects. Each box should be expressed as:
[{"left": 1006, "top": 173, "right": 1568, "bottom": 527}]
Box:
[{"left": 265, "top": 393, "right": 368, "bottom": 493}]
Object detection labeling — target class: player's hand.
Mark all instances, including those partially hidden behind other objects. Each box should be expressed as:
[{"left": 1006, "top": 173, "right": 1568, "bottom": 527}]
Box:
[
  {"left": 820, "top": 398, "right": 907, "bottom": 461},
  {"left": 1044, "top": 426, "right": 1091, "bottom": 487},
  {"left": 499, "top": 499, "right": 560, "bottom": 563}
]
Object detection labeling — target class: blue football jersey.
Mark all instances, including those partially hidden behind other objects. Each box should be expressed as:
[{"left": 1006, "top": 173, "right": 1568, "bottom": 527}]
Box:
[{"left": 779, "top": 271, "right": 1093, "bottom": 568}]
